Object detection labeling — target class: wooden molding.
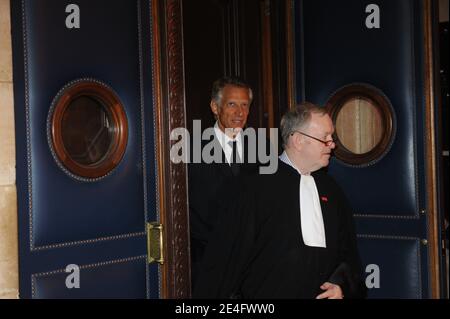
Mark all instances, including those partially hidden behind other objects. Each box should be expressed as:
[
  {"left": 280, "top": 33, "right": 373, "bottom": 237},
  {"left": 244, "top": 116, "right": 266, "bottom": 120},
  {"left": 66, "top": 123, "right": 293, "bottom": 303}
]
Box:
[
  {"left": 50, "top": 81, "right": 128, "bottom": 179},
  {"left": 261, "top": 0, "right": 274, "bottom": 129},
  {"left": 423, "top": 0, "right": 440, "bottom": 299},
  {"left": 285, "top": 0, "right": 296, "bottom": 109},
  {"left": 154, "top": 0, "right": 190, "bottom": 298},
  {"left": 152, "top": 0, "right": 167, "bottom": 297},
  {"left": 326, "top": 83, "right": 395, "bottom": 166}
]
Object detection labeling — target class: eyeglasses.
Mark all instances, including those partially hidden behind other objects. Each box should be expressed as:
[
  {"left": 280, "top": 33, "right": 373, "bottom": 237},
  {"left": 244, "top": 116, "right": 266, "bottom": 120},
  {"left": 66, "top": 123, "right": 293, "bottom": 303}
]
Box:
[{"left": 291, "top": 130, "right": 334, "bottom": 147}]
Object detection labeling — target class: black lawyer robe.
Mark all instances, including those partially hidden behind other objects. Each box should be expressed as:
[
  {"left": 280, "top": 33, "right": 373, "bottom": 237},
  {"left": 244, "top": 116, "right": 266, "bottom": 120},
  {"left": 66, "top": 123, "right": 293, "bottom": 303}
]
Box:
[
  {"left": 188, "top": 132, "right": 272, "bottom": 286},
  {"left": 193, "top": 160, "right": 366, "bottom": 299}
]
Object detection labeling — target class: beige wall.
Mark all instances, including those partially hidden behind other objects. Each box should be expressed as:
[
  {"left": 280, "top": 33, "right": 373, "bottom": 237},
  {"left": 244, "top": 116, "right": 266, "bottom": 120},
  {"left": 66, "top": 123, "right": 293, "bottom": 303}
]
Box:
[{"left": 0, "top": 0, "right": 19, "bottom": 299}]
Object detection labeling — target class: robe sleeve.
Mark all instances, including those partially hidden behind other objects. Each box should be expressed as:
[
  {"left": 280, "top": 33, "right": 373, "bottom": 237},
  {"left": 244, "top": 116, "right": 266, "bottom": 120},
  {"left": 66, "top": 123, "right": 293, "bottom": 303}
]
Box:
[
  {"left": 192, "top": 178, "right": 258, "bottom": 299},
  {"left": 328, "top": 182, "right": 367, "bottom": 299}
]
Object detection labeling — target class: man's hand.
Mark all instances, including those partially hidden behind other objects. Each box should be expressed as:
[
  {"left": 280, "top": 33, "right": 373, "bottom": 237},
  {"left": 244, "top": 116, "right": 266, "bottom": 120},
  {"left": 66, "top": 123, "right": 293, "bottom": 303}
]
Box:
[{"left": 315, "top": 282, "right": 343, "bottom": 299}]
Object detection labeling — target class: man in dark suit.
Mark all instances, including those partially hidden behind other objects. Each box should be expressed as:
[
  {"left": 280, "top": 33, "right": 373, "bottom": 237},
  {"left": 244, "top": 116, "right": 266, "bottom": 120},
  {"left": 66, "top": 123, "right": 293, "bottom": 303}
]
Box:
[{"left": 188, "top": 77, "right": 264, "bottom": 293}]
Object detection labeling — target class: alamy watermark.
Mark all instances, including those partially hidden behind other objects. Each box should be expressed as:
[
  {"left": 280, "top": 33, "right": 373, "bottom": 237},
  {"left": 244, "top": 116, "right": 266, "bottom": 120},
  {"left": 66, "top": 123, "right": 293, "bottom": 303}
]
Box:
[
  {"left": 365, "top": 263, "right": 380, "bottom": 289},
  {"left": 365, "top": 4, "right": 380, "bottom": 29},
  {"left": 65, "top": 4, "right": 80, "bottom": 29},
  {"left": 65, "top": 264, "right": 80, "bottom": 289},
  {"left": 170, "top": 120, "right": 279, "bottom": 174}
]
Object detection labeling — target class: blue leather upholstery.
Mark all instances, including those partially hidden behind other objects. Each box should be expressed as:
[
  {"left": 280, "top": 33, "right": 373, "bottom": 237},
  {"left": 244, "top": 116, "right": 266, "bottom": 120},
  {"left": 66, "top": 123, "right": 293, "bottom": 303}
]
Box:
[
  {"left": 33, "top": 256, "right": 147, "bottom": 299},
  {"left": 12, "top": 0, "right": 158, "bottom": 298},
  {"left": 358, "top": 236, "right": 423, "bottom": 299},
  {"left": 295, "top": 0, "right": 431, "bottom": 298}
]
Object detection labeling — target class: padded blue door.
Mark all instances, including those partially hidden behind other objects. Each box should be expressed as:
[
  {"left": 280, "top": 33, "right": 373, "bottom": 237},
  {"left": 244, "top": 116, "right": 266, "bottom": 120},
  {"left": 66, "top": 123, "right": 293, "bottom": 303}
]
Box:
[
  {"left": 294, "top": 0, "right": 437, "bottom": 298},
  {"left": 12, "top": 0, "right": 159, "bottom": 298}
]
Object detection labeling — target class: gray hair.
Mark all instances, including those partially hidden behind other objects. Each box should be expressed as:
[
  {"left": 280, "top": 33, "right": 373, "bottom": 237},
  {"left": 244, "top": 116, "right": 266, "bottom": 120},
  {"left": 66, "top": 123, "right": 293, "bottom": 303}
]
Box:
[
  {"left": 280, "top": 102, "right": 328, "bottom": 149},
  {"left": 211, "top": 77, "right": 253, "bottom": 105}
]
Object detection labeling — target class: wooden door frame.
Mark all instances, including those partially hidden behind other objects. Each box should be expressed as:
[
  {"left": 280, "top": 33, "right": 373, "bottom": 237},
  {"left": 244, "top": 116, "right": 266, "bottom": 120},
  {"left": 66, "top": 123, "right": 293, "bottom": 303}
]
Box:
[
  {"left": 151, "top": 0, "right": 282, "bottom": 298},
  {"left": 423, "top": 0, "right": 443, "bottom": 299},
  {"left": 285, "top": 0, "right": 296, "bottom": 110},
  {"left": 152, "top": 0, "right": 190, "bottom": 298}
]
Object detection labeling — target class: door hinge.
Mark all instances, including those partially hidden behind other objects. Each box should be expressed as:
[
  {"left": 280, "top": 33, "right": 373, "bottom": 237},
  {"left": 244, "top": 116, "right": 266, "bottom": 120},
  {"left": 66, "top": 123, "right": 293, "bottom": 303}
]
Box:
[{"left": 147, "top": 222, "right": 164, "bottom": 264}]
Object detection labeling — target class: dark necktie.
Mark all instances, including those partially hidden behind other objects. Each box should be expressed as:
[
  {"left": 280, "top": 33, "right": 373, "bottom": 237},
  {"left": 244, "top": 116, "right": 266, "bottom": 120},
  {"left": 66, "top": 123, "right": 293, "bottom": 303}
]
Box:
[{"left": 229, "top": 140, "right": 241, "bottom": 176}]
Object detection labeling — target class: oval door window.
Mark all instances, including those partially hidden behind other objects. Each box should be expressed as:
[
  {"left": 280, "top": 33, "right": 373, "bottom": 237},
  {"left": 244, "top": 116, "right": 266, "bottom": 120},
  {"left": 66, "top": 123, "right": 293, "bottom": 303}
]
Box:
[
  {"left": 49, "top": 80, "right": 128, "bottom": 179},
  {"left": 335, "top": 97, "right": 383, "bottom": 154},
  {"left": 327, "top": 84, "right": 395, "bottom": 166}
]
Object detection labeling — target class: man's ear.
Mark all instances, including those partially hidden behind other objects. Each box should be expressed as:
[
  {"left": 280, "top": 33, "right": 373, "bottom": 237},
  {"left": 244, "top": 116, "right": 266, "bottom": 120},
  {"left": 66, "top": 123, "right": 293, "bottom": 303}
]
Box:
[
  {"left": 292, "top": 133, "right": 303, "bottom": 150},
  {"left": 210, "top": 100, "right": 219, "bottom": 117}
]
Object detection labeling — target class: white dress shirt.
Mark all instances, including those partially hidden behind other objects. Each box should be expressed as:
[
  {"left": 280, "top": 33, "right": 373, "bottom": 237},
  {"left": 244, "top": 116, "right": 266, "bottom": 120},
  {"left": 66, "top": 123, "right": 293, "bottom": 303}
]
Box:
[{"left": 214, "top": 122, "right": 243, "bottom": 165}]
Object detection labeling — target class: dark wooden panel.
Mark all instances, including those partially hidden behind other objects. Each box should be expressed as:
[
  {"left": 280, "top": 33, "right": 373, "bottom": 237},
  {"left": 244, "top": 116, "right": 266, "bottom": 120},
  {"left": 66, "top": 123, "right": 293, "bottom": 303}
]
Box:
[
  {"left": 182, "top": 0, "right": 265, "bottom": 131},
  {"left": 183, "top": 0, "right": 224, "bottom": 131}
]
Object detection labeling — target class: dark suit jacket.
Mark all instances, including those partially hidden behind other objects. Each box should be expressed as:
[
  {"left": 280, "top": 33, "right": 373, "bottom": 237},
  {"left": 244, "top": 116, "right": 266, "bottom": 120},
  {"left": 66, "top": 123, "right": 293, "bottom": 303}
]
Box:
[{"left": 188, "top": 131, "right": 271, "bottom": 287}]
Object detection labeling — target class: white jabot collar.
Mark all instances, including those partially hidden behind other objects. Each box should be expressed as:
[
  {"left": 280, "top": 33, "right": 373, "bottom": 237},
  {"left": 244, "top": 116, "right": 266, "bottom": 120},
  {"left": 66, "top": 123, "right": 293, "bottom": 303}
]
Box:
[{"left": 279, "top": 151, "right": 327, "bottom": 248}]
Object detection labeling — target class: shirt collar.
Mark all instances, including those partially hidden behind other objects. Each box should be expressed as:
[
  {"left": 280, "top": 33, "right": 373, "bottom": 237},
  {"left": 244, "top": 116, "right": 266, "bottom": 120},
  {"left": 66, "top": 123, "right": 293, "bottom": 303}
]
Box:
[
  {"left": 279, "top": 151, "right": 310, "bottom": 176},
  {"left": 214, "top": 121, "right": 242, "bottom": 148}
]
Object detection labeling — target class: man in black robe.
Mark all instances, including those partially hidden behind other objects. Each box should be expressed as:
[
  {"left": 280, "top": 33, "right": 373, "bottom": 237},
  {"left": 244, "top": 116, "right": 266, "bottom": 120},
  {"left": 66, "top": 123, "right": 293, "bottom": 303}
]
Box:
[{"left": 194, "top": 102, "right": 366, "bottom": 299}]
